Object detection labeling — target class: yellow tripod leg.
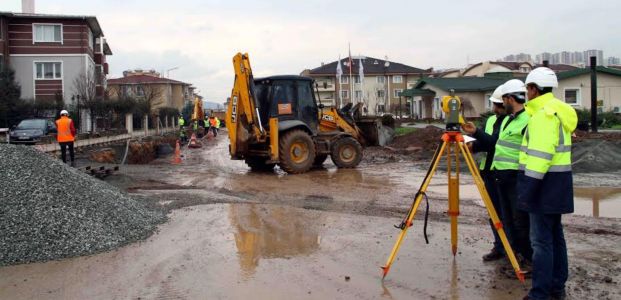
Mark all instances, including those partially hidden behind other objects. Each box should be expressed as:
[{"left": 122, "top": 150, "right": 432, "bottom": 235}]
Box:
[
  {"left": 381, "top": 141, "right": 447, "bottom": 279},
  {"left": 448, "top": 142, "right": 459, "bottom": 256},
  {"left": 458, "top": 142, "right": 525, "bottom": 283}
]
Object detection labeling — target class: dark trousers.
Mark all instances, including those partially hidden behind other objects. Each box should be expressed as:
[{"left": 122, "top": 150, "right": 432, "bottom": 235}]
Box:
[
  {"left": 495, "top": 170, "right": 532, "bottom": 261},
  {"left": 210, "top": 127, "right": 218, "bottom": 137},
  {"left": 59, "top": 141, "right": 75, "bottom": 163},
  {"left": 481, "top": 170, "right": 503, "bottom": 252},
  {"left": 528, "top": 213, "right": 568, "bottom": 300}
]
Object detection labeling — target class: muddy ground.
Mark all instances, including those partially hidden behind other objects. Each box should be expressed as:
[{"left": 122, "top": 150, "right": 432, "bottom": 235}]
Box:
[{"left": 1, "top": 131, "right": 620, "bottom": 299}]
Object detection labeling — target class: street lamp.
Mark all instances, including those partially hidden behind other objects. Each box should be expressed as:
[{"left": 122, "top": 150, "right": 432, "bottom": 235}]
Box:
[{"left": 166, "top": 66, "right": 179, "bottom": 78}]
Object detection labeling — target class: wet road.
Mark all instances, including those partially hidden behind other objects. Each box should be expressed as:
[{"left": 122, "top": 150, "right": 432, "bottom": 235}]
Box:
[{"left": 1, "top": 133, "right": 620, "bottom": 299}]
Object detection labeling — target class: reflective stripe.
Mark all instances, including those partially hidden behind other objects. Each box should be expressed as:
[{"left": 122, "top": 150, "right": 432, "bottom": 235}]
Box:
[
  {"left": 494, "top": 156, "right": 519, "bottom": 163},
  {"left": 525, "top": 148, "right": 554, "bottom": 160},
  {"left": 556, "top": 145, "right": 571, "bottom": 152},
  {"left": 520, "top": 146, "right": 528, "bottom": 152},
  {"left": 525, "top": 169, "right": 545, "bottom": 179},
  {"left": 519, "top": 164, "right": 525, "bottom": 171},
  {"left": 548, "top": 165, "right": 572, "bottom": 172},
  {"left": 558, "top": 123, "right": 564, "bottom": 145},
  {"left": 497, "top": 139, "right": 522, "bottom": 150}
]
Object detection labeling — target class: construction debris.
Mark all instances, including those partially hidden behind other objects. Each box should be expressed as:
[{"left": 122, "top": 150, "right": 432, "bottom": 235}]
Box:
[
  {"left": 0, "top": 144, "right": 166, "bottom": 266},
  {"left": 388, "top": 126, "right": 444, "bottom": 151}
]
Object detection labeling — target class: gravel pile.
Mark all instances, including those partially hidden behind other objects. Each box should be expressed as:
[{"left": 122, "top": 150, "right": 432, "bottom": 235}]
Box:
[{"left": 0, "top": 144, "right": 166, "bottom": 266}]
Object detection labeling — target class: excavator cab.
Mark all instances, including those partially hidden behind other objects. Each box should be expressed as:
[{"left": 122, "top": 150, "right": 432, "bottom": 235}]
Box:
[{"left": 253, "top": 76, "right": 319, "bottom": 135}]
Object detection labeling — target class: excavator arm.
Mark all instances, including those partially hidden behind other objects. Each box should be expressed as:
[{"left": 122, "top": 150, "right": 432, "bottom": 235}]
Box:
[{"left": 227, "top": 53, "right": 272, "bottom": 159}]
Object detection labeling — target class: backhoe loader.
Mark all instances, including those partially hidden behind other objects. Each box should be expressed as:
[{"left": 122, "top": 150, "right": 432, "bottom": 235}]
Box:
[{"left": 226, "top": 52, "right": 388, "bottom": 174}]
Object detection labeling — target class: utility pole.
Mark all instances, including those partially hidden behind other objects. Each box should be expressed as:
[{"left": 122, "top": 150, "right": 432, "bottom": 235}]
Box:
[{"left": 590, "top": 56, "right": 598, "bottom": 133}]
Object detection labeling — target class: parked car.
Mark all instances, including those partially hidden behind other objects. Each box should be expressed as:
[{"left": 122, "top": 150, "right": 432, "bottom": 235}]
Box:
[{"left": 9, "top": 119, "right": 57, "bottom": 144}]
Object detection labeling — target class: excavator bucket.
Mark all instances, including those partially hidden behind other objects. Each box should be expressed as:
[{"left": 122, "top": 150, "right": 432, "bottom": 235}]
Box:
[{"left": 350, "top": 103, "right": 395, "bottom": 146}]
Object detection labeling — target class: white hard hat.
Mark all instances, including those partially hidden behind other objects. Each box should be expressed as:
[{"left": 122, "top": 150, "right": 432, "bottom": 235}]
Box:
[
  {"left": 525, "top": 67, "right": 558, "bottom": 88},
  {"left": 490, "top": 85, "right": 504, "bottom": 103},
  {"left": 502, "top": 79, "right": 526, "bottom": 95},
  {"left": 60, "top": 110, "right": 69, "bottom": 116}
]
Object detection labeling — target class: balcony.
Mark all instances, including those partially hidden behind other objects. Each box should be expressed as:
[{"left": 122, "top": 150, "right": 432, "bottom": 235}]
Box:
[{"left": 316, "top": 82, "right": 335, "bottom": 91}]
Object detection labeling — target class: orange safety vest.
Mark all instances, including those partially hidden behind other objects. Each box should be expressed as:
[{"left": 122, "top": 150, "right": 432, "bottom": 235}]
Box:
[
  {"left": 55, "top": 116, "right": 75, "bottom": 142},
  {"left": 209, "top": 118, "right": 217, "bottom": 127}
]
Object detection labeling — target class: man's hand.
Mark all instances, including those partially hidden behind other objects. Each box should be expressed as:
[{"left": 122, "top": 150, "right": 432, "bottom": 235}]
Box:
[{"left": 462, "top": 122, "right": 477, "bottom": 134}]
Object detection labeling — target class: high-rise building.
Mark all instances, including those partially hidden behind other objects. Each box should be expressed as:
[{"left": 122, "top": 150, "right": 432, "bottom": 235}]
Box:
[
  {"left": 536, "top": 52, "right": 552, "bottom": 64},
  {"left": 572, "top": 51, "right": 584, "bottom": 64},
  {"left": 584, "top": 49, "right": 604, "bottom": 66},
  {"left": 608, "top": 57, "right": 621, "bottom": 66},
  {"left": 551, "top": 53, "right": 561, "bottom": 65}
]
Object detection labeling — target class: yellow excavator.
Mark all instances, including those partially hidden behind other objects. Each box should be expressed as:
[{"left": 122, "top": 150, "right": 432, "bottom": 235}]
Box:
[
  {"left": 226, "top": 52, "right": 388, "bottom": 173},
  {"left": 190, "top": 96, "right": 205, "bottom": 137}
]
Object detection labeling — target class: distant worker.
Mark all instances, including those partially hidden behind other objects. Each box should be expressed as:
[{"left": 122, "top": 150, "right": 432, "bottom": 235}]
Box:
[
  {"left": 492, "top": 79, "right": 533, "bottom": 275},
  {"left": 55, "top": 110, "right": 76, "bottom": 167},
  {"left": 461, "top": 85, "right": 507, "bottom": 262},
  {"left": 208, "top": 115, "right": 219, "bottom": 137},
  {"left": 178, "top": 115, "right": 185, "bottom": 128},
  {"left": 519, "top": 67, "right": 577, "bottom": 300}
]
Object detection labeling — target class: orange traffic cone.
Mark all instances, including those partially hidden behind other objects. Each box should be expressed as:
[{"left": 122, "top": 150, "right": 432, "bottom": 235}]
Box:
[
  {"left": 188, "top": 133, "right": 202, "bottom": 148},
  {"left": 171, "top": 140, "right": 182, "bottom": 164}
]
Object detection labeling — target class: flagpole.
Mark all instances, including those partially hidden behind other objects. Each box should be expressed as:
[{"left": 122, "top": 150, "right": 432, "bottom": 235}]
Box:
[{"left": 349, "top": 44, "right": 353, "bottom": 106}]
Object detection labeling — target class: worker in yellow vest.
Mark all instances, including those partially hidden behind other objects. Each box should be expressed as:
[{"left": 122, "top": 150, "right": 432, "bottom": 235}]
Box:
[
  {"left": 520, "top": 67, "right": 577, "bottom": 300},
  {"left": 462, "top": 85, "right": 507, "bottom": 261},
  {"left": 55, "top": 110, "right": 77, "bottom": 167}
]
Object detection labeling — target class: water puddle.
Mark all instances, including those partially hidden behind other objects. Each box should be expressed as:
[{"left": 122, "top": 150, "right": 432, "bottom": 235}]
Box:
[
  {"left": 573, "top": 187, "right": 621, "bottom": 218},
  {"left": 228, "top": 204, "right": 321, "bottom": 278}
]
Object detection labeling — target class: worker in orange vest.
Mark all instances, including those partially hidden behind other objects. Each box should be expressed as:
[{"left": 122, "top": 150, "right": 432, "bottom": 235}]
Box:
[
  {"left": 208, "top": 115, "right": 219, "bottom": 137},
  {"left": 55, "top": 110, "right": 77, "bottom": 166}
]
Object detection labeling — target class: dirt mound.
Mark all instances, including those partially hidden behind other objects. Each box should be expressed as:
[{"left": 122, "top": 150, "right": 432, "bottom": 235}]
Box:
[
  {"left": 573, "top": 130, "right": 621, "bottom": 143},
  {"left": 389, "top": 126, "right": 444, "bottom": 150},
  {"left": 572, "top": 139, "right": 621, "bottom": 173},
  {"left": 0, "top": 144, "right": 166, "bottom": 266}
]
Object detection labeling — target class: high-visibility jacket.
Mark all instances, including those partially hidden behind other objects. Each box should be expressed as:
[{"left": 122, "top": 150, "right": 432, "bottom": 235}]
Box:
[
  {"left": 55, "top": 116, "right": 75, "bottom": 143},
  {"left": 178, "top": 117, "right": 185, "bottom": 126},
  {"left": 517, "top": 93, "right": 577, "bottom": 214},
  {"left": 215, "top": 117, "right": 221, "bottom": 128},
  {"left": 478, "top": 115, "right": 497, "bottom": 170},
  {"left": 209, "top": 117, "right": 219, "bottom": 128},
  {"left": 491, "top": 110, "right": 529, "bottom": 170}
]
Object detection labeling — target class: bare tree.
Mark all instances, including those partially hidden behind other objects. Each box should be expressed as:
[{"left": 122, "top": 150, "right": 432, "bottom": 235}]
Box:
[{"left": 73, "top": 71, "right": 98, "bottom": 132}]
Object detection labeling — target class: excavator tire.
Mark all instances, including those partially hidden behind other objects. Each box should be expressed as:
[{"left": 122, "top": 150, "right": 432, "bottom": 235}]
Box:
[
  {"left": 279, "top": 129, "right": 316, "bottom": 174},
  {"left": 313, "top": 154, "right": 328, "bottom": 167},
  {"left": 245, "top": 157, "right": 275, "bottom": 172},
  {"left": 330, "top": 137, "right": 362, "bottom": 168}
]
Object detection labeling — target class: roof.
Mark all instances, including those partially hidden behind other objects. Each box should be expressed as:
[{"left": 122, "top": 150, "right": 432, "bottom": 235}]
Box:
[
  {"left": 557, "top": 66, "right": 621, "bottom": 80},
  {"left": 0, "top": 11, "right": 105, "bottom": 37},
  {"left": 308, "top": 56, "right": 428, "bottom": 75},
  {"left": 400, "top": 88, "right": 435, "bottom": 97},
  {"left": 535, "top": 64, "right": 578, "bottom": 72},
  {"left": 463, "top": 61, "right": 533, "bottom": 75},
  {"left": 414, "top": 77, "right": 505, "bottom": 92},
  {"left": 254, "top": 75, "right": 313, "bottom": 82},
  {"left": 108, "top": 75, "right": 190, "bottom": 85}
]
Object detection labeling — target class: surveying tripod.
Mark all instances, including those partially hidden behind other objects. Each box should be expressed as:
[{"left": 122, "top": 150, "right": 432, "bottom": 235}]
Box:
[{"left": 380, "top": 129, "right": 525, "bottom": 283}]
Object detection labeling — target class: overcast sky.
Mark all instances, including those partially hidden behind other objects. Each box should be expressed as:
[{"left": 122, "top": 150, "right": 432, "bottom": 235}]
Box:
[{"left": 2, "top": 0, "right": 620, "bottom": 102}]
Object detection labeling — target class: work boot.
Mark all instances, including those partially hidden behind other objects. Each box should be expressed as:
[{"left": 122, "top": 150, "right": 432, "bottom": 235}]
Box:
[
  {"left": 482, "top": 248, "right": 504, "bottom": 261},
  {"left": 551, "top": 290, "right": 567, "bottom": 300}
]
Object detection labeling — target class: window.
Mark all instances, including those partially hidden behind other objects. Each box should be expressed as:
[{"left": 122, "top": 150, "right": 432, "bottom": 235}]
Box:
[
  {"left": 485, "top": 93, "right": 492, "bottom": 109},
  {"left": 354, "top": 75, "right": 361, "bottom": 83},
  {"left": 378, "top": 104, "right": 385, "bottom": 113},
  {"left": 35, "top": 62, "right": 62, "bottom": 79},
  {"left": 340, "top": 76, "right": 349, "bottom": 84},
  {"left": 394, "top": 89, "right": 403, "bottom": 97},
  {"left": 393, "top": 75, "right": 403, "bottom": 83},
  {"left": 355, "top": 90, "right": 362, "bottom": 100},
  {"left": 377, "top": 90, "right": 385, "bottom": 98},
  {"left": 33, "top": 24, "right": 62, "bottom": 43},
  {"left": 564, "top": 88, "right": 580, "bottom": 105},
  {"left": 122, "top": 85, "right": 132, "bottom": 97},
  {"left": 341, "top": 90, "right": 349, "bottom": 99},
  {"left": 136, "top": 85, "right": 145, "bottom": 97},
  {"left": 377, "top": 76, "right": 386, "bottom": 84},
  {"left": 88, "top": 28, "right": 94, "bottom": 50}
]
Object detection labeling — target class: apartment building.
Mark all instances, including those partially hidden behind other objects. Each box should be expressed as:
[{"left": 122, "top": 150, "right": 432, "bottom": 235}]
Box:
[
  {"left": 303, "top": 56, "right": 430, "bottom": 115},
  {"left": 107, "top": 69, "right": 194, "bottom": 112},
  {"left": 0, "top": 11, "right": 112, "bottom": 104}
]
